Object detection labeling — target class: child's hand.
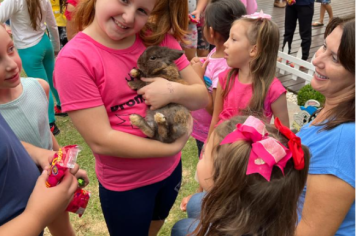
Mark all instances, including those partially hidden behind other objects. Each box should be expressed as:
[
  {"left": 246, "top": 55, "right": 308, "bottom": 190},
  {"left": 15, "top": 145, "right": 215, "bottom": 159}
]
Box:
[
  {"left": 74, "top": 169, "right": 89, "bottom": 188},
  {"left": 191, "top": 57, "right": 209, "bottom": 80},
  {"left": 138, "top": 77, "right": 176, "bottom": 110},
  {"left": 190, "top": 10, "right": 201, "bottom": 22},
  {"left": 38, "top": 149, "right": 56, "bottom": 171},
  {"left": 180, "top": 194, "right": 193, "bottom": 211},
  {"left": 25, "top": 170, "right": 78, "bottom": 227}
]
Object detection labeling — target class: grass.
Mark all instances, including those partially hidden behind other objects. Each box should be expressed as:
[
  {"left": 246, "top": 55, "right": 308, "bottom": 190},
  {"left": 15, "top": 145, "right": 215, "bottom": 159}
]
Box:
[{"left": 44, "top": 116, "right": 200, "bottom": 236}]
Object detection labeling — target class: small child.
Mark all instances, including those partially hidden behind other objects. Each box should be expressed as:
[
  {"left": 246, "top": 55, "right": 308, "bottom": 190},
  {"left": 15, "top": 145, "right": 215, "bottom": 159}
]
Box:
[
  {"left": 190, "top": 0, "right": 247, "bottom": 158},
  {"left": 0, "top": 24, "right": 85, "bottom": 236},
  {"left": 208, "top": 12, "right": 290, "bottom": 139},
  {"left": 173, "top": 115, "right": 310, "bottom": 236}
]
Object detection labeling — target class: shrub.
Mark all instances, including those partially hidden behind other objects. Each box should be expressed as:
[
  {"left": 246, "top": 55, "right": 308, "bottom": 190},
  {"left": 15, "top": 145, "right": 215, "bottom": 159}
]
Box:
[{"left": 297, "top": 84, "right": 325, "bottom": 106}]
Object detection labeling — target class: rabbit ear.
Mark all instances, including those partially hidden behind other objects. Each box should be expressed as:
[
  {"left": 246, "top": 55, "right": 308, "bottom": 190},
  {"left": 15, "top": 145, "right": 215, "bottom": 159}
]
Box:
[{"left": 167, "top": 48, "right": 184, "bottom": 61}]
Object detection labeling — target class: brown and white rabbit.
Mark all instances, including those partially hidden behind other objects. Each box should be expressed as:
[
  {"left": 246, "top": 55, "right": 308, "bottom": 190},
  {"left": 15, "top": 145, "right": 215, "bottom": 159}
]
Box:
[{"left": 127, "top": 46, "right": 191, "bottom": 143}]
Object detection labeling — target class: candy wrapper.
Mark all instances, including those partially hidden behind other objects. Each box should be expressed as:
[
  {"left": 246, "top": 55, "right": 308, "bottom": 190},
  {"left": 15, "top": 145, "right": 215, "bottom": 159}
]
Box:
[
  {"left": 46, "top": 145, "right": 91, "bottom": 217},
  {"left": 66, "top": 188, "right": 91, "bottom": 217},
  {"left": 46, "top": 145, "right": 81, "bottom": 188}
]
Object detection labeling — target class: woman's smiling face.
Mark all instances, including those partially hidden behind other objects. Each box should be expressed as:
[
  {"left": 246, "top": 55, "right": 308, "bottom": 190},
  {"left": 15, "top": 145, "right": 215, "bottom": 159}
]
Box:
[{"left": 311, "top": 26, "right": 355, "bottom": 100}]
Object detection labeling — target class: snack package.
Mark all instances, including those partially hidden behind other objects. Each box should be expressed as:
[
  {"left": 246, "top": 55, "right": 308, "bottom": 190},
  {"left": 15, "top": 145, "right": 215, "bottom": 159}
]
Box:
[
  {"left": 46, "top": 145, "right": 81, "bottom": 188},
  {"left": 45, "top": 145, "right": 91, "bottom": 217},
  {"left": 66, "top": 188, "right": 91, "bottom": 217}
]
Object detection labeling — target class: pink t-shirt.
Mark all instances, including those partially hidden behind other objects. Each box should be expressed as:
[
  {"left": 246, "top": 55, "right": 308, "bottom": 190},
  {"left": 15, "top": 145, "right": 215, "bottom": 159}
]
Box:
[
  {"left": 54, "top": 32, "right": 189, "bottom": 191},
  {"left": 191, "top": 48, "right": 230, "bottom": 142},
  {"left": 218, "top": 69, "right": 286, "bottom": 124}
]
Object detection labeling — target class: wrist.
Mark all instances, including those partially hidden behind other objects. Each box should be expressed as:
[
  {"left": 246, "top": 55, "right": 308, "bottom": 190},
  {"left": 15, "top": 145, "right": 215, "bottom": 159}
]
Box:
[
  {"left": 169, "top": 81, "right": 182, "bottom": 104},
  {"left": 22, "top": 210, "right": 47, "bottom": 230}
]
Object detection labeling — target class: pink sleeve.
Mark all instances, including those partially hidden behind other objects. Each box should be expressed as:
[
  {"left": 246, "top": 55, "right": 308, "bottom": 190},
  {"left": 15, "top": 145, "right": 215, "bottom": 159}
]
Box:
[
  {"left": 267, "top": 78, "right": 287, "bottom": 104},
  {"left": 54, "top": 57, "right": 104, "bottom": 112},
  {"left": 160, "top": 34, "right": 190, "bottom": 71}
]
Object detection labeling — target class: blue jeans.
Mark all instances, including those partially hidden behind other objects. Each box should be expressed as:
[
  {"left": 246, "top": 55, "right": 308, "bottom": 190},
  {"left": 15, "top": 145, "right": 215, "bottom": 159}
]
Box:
[{"left": 171, "top": 192, "right": 206, "bottom": 236}]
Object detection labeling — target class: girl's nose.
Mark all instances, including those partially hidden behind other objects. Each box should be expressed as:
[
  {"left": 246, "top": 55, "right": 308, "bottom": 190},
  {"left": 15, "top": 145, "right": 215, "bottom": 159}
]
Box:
[
  {"left": 5, "top": 57, "right": 18, "bottom": 72},
  {"left": 122, "top": 7, "right": 135, "bottom": 25}
]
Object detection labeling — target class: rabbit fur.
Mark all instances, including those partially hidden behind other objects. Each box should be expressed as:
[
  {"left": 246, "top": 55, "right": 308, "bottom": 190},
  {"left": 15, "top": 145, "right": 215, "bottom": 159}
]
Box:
[{"left": 128, "top": 46, "right": 191, "bottom": 143}]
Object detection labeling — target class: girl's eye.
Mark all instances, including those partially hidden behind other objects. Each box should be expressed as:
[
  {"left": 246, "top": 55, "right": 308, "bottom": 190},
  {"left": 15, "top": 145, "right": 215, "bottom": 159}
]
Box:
[
  {"left": 120, "top": 0, "right": 128, "bottom": 4},
  {"left": 138, "top": 8, "right": 147, "bottom": 15},
  {"left": 322, "top": 43, "right": 327, "bottom": 50},
  {"left": 8, "top": 46, "right": 15, "bottom": 54}
]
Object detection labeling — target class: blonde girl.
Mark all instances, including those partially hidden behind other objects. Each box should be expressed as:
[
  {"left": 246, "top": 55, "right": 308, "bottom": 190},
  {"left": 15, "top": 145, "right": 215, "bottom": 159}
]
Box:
[{"left": 208, "top": 12, "right": 289, "bottom": 138}]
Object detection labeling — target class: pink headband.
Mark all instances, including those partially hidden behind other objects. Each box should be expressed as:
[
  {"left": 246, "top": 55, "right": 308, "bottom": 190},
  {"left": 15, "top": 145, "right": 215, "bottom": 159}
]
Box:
[
  {"left": 242, "top": 10, "right": 272, "bottom": 20},
  {"left": 220, "top": 116, "right": 292, "bottom": 181}
]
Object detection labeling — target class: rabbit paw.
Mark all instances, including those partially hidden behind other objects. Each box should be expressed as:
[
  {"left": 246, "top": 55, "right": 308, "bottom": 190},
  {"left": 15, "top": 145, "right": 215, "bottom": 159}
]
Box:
[
  {"left": 130, "top": 69, "right": 140, "bottom": 78},
  {"left": 130, "top": 114, "right": 142, "bottom": 126},
  {"left": 154, "top": 113, "right": 166, "bottom": 124}
]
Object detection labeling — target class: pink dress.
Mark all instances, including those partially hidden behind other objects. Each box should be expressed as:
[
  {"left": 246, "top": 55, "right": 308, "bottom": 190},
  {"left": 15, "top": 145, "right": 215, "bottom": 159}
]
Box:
[{"left": 218, "top": 69, "right": 286, "bottom": 125}]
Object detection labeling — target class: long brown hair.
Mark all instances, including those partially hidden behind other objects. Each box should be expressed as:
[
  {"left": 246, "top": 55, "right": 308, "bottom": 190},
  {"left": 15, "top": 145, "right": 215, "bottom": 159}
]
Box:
[
  {"left": 75, "top": 0, "right": 188, "bottom": 46},
  {"left": 222, "top": 18, "right": 280, "bottom": 116},
  {"left": 26, "top": 0, "right": 43, "bottom": 30},
  {"left": 192, "top": 116, "right": 310, "bottom": 236},
  {"left": 140, "top": 0, "right": 188, "bottom": 46},
  {"left": 318, "top": 16, "right": 355, "bottom": 130}
]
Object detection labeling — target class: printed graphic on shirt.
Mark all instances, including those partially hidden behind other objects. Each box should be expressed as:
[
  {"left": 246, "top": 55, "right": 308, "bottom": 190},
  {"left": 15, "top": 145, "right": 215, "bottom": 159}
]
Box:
[{"left": 203, "top": 76, "right": 212, "bottom": 92}]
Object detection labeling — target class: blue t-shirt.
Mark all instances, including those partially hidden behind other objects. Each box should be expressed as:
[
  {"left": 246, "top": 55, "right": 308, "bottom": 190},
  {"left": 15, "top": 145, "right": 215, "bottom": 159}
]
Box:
[
  {"left": 0, "top": 112, "right": 40, "bottom": 226},
  {"left": 297, "top": 122, "right": 355, "bottom": 236}
]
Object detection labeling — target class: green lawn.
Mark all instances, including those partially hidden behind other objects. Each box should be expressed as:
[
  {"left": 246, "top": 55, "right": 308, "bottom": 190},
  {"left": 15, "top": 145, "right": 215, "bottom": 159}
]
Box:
[{"left": 45, "top": 116, "right": 200, "bottom": 236}]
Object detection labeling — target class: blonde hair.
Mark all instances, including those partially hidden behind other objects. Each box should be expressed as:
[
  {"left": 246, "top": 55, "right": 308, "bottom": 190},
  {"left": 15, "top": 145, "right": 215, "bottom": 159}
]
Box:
[
  {"left": 192, "top": 116, "right": 310, "bottom": 236},
  {"left": 222, "top": 18, "right": 280, "bottom": 115},
  {"left": 74, "top": 0, "right": 188, "bottom": 46}
]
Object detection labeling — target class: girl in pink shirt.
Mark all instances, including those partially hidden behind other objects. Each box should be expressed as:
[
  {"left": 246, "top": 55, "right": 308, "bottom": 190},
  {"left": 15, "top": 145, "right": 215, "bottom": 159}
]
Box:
[
  {"left": 190, "top": 0, "right": 247, "bottom": 157},
  {"left": 208, "top": 13, "right": 290, "bottom": 138},
  {"left": 53, "top": 0, "right": 208, "bottom": 235}
]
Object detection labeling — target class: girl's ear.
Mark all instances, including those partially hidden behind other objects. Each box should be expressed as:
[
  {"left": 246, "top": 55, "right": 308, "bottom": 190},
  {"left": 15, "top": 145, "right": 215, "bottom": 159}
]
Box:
[
  {"left": 250, "top": 45, "right": 257, "bottom": 57},
  {"left": 209, "top": 27, "right": 215, "bottom": 40}
]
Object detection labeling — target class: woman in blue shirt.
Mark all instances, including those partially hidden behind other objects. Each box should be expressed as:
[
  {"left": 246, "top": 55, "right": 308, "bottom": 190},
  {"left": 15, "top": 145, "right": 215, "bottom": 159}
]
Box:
[{"left": 296, "top": 16, "right": 355, "bottom": 236}]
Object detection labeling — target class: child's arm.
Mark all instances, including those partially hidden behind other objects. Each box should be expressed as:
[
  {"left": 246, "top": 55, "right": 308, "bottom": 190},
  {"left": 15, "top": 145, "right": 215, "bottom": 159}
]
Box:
[
  {"left": 271, "top": 93, "right": 289, "bottom": 128},
  {"left": 67, "top": 106, "right": 192, "bottom": 158},
  {"left": 190, "top": 0, "right": 209, "bottom": 22},
  {"left": 45, "top": 0, "right": 60, "bottom": 53},
  {"left": 51, "top": 132, "right": 60, "bottom": 151},
  {"left": 207, "top": 83, "right": 224, "bottom": 139},
  {"left": 138, "top": 65, "right": 209, "bottom": 111},
  {"left": 0, "top": 0, "right": 19, "bottom": 23},
  {"left": 36, "top": 79, "right": 60, "bottom": 151},
  {"left": 47, "top": 212, "right": 75, "bottom": 236},
  {"left": 21, "top": 141, "right": 55, "bottom": 168},
  {"left": 0, "top": 170, "right": 77, "bottom": 236}
]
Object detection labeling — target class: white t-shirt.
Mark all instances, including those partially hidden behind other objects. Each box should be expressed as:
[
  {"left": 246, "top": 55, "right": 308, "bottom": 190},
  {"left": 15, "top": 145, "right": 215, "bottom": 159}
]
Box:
[{"left": 0, "top": 0, "right": 59, "bottom": 51}]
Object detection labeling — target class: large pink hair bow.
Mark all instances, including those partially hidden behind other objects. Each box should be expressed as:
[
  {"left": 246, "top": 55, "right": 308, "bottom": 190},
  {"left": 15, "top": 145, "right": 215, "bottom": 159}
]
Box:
[{"left": 220, "top": 116, "right": 292, "bottom": 181}]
